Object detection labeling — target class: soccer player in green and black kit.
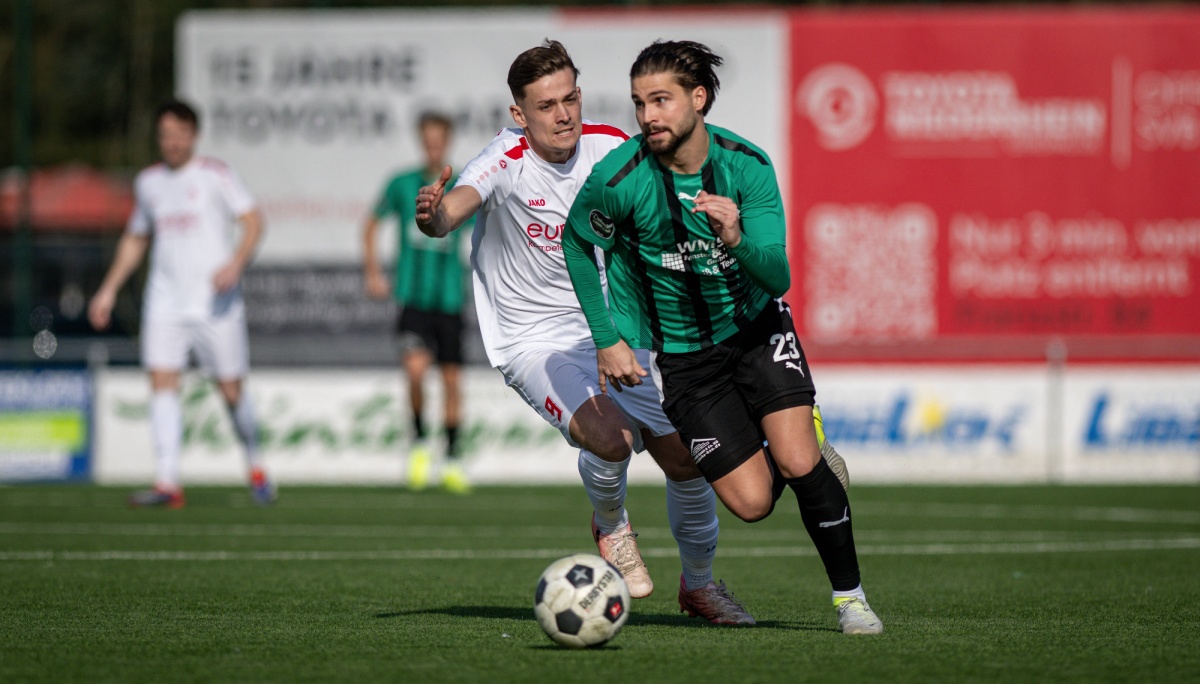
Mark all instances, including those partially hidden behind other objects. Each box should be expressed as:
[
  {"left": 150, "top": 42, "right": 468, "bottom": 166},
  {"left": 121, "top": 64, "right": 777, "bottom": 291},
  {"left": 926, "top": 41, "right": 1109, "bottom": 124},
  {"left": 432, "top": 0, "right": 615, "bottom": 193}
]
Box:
[
  {"left": 363, "top": 112, "right": 472, "bottom": 493},
  {"left": 563, "top": 41, "right": 883, "bottom": 634}
]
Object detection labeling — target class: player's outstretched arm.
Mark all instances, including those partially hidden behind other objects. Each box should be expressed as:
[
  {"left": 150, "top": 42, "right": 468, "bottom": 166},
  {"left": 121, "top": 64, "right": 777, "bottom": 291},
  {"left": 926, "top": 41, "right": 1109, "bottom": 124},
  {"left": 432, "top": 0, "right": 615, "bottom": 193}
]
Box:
[
  {"left": 416, "top": 165, "right": 481, "bottom": 238},
  {"left": 563, "top": 227, "right": 642, "bottom": 393},
  {"left": 88, "top": 232, "right": 150, "bottom": 331},
  {"left": 214, "top": 209, "right": 264, "bottom": 293}
]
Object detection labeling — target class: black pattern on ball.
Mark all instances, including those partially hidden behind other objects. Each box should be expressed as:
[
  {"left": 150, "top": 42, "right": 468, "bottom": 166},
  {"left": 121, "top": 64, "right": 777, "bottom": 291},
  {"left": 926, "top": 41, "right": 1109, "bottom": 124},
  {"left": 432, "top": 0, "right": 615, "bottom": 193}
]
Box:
[
  {"left": 604, "top": 595, "right": 625, "bottom": 623},
  {"left": 535, "top": 577, "right": 547, "bottom": 605},
  {"left": 556, "top": 608, "right": 584, "bottom": 635},
  {"left": 567, "top": 564, "right": 594, "bottom": 588}
]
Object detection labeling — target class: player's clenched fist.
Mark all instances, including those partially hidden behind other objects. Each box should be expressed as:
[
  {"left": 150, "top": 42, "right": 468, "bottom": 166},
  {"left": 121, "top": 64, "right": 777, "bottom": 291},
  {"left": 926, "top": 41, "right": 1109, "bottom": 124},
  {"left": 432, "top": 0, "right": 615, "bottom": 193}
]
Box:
[
  {"left": 690, "top": 190, "right": 743, "bottom": 248},
  {"left": 415, "top": 165, "right": 453, "bottom": 236}
]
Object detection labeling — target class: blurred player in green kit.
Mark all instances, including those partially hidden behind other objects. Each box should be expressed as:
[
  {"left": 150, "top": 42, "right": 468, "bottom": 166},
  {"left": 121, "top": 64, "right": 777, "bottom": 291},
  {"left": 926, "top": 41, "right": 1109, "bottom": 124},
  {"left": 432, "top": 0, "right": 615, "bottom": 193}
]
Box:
[{"left": 363, "top": 111, "right": 473, "bottom": 493}]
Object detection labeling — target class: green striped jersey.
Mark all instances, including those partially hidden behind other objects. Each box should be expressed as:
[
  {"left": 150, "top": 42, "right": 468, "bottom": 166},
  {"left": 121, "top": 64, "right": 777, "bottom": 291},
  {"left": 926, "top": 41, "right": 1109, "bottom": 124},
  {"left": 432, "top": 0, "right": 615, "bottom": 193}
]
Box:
[
  {"left": 566, "top": 124, "right": 786, "bottom": 352},
  {"left": 372, "top": 167, "right": 471, "bottom": 313}
]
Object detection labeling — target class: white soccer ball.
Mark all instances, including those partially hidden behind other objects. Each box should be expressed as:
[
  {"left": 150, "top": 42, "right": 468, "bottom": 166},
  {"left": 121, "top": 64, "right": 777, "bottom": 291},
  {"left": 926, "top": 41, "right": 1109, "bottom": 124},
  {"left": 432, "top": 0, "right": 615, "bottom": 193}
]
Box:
[{"left": 534, "top": 553, "right": 631, "bottom": 648}]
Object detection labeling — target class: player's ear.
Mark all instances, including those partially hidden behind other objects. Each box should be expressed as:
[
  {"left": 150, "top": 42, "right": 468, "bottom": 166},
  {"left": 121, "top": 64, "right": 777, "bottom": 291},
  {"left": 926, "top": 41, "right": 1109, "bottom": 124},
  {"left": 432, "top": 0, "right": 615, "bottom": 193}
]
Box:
[
  {"left": 509, "top": 103, "right": 527, "bottom": 129},
  {"left": 692, "top": 86, "right": 707, "bottom": 115}
]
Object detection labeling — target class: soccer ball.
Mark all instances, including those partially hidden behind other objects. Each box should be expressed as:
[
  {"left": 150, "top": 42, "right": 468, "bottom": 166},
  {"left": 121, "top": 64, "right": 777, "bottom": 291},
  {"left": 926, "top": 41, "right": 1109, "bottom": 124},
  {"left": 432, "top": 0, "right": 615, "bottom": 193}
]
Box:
[{"left": 534, "top": 553, "right": 630, "bottom": 648}]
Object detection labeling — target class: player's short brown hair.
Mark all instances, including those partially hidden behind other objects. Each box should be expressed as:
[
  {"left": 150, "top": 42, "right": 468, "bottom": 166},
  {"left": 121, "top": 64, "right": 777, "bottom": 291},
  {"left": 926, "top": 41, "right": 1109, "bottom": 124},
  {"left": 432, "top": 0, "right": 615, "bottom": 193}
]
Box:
[
  {"left": 154, "top": 99, "right": 200, "bottom": 131},
  {"left": 631, "top": 41, "right": 723, "bottom": 116},
  {"left": 417, "top": 110, "right": 453, "bottom": 133},
  {"left": 507, "top": 39, "right": 580, "bottom": 102}
]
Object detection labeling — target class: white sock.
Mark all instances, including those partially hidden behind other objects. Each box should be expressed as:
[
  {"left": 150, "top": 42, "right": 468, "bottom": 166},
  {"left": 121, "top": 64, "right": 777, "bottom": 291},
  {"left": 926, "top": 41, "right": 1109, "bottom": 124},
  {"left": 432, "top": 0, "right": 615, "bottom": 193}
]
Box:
[
  {"left": 149, "top": 390, "right": 182, "bottom": 490},
  {"left": 230, "top": 393, "right": 261, "bottom": 470},
  {"left": 577, "top": 449, "right": 630, "bottom": 534},
  {"left": 832, "top": 584, "right": 868, "bottom": 604},
  {"left": 666, "top": 476, "right": 718, "bottom": 590}
]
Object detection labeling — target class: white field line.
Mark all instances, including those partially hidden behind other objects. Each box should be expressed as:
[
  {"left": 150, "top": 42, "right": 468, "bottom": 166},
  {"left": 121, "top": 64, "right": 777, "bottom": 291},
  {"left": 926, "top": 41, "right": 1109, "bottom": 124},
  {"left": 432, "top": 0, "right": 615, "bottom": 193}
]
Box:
[
  {"left": 0, "top": 522, "right": 1193, "bottom": 545},
  {"left": 2, "top": 496, "right": 1199, "bottom": 525},
  {"left": 4, "top": 494, "right": 1199, "bottom": 525},
  {"left": 868, "top": 503, "right": 1200, "bottom": 526},
  {"left": 2, "top": 537, "right": 1198, "bottom": 562}
]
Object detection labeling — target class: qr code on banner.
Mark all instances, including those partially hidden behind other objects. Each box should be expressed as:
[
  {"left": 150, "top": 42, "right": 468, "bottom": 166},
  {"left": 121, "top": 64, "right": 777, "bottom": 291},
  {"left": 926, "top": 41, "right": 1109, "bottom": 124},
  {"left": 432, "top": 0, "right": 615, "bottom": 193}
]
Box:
[{"left": 804, "top": 203, "right": 938, "bottom": 342}]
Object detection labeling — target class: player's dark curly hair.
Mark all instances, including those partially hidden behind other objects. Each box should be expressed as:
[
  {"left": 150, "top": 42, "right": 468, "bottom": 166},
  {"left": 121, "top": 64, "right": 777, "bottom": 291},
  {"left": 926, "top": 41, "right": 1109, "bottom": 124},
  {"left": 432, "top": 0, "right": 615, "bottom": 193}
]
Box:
[
  {"left": 507, "top": 39, "right": 580, "bottom": 102},
  {"left": 154, "top": 99, "right": 200, "bottom": 130},
  {"left": 630, "top": 40, "right": 723, "bottom": 116}
]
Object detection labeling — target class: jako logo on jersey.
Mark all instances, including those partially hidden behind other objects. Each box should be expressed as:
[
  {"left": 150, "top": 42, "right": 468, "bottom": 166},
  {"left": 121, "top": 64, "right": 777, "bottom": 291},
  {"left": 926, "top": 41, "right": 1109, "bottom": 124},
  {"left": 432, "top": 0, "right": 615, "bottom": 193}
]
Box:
[
  {"left": 545, "top": 397, "right": 563, "bottom": 423},
  {"left": 589, "top": 209, "right": 615, "bottom": 239},
  {"left": 527, "top": 198, "right": 546, "bottom": 207},
  {"left": 689, "top": 437, "right": 721, "bottom": 463}
]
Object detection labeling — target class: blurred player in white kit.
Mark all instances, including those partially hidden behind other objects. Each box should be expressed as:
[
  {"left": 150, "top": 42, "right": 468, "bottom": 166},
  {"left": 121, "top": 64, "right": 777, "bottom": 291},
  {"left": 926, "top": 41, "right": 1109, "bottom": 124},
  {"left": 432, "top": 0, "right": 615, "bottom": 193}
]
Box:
[
  {"left": 89, "top": 99, "right": 275, "bottom": 508},
  {"left": 415, "top": 40, "right": 755, "bottom": 624}
]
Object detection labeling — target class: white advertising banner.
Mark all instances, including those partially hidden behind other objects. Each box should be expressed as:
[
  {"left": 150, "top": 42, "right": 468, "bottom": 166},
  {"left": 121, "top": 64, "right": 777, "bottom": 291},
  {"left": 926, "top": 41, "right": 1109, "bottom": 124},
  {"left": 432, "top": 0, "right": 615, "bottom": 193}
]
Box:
[
  {"left": 94, "top": 365, "right": 1199, "bottom": 485},
  {"left": 814, "top": 365, "right": 1050, "bottom": 483},
  {"left": 177, "top": 9, "right": 786, "bottom": 264},
  {"left": 92, "top": 367, "right": 669, "bottom": 485},
  {"left": 1061, "top": 367, "right": 1200, "bottom": 482}
]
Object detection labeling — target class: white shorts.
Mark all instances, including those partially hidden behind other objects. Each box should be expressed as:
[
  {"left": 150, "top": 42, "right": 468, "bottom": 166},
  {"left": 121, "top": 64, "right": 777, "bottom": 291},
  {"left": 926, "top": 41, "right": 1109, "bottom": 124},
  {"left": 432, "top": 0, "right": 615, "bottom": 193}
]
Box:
[
  {"left": 498, "top": 346, "right": 676, "bottom": 452},
  {"left": 141, "top": 307, "right": 250, "bottom": 380}
]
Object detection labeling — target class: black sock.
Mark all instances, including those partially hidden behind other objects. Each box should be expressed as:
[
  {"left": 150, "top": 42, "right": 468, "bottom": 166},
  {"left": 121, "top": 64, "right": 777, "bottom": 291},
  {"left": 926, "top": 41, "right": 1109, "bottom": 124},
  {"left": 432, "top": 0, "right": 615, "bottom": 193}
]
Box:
[
  {"left": 412, "top": 413, "right": 426, "bottom": 441},
  {"left": 786, "top": 458, "right": 861, "bottom": 591},
  {"left": 445, "top": 425, "right": 459, "bottom": 460}
]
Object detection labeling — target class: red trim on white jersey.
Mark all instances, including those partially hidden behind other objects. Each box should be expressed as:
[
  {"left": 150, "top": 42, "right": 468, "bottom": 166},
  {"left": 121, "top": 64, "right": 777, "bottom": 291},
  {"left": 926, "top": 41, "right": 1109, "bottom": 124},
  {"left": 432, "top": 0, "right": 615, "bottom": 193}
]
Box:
[
  {"left": 504, "top": 137, "right": 530, "bottom": 160},
  {"left": 581, "top": 123, "right": 629, "bottom": 141}
]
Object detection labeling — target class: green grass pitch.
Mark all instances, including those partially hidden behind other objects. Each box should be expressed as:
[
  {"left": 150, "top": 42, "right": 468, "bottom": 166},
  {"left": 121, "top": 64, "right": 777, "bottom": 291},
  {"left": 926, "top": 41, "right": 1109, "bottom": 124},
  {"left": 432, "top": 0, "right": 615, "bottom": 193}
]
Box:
[{"left": 2, "top": 483, "right": 1198, "bottom": 683}]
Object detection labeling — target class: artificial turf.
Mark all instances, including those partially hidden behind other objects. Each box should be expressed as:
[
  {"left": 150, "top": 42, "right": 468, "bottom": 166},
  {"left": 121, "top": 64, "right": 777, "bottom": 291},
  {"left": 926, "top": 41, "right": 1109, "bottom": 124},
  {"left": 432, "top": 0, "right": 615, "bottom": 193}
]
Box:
[{"left": 1, "top": 484, "right": 1197, "bottom": 683}]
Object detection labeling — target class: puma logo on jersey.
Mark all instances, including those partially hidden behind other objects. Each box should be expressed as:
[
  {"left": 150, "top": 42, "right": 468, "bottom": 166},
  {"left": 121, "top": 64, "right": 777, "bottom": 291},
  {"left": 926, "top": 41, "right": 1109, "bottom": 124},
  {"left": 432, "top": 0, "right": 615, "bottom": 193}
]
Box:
[
  {"left": 785, "top": 361, "right": 805, "bottom": 375},
  {"left": 677, "top": 191, "right": 699, "bottom": 202},
  {"left": 819, "top": 507, "right": 850, "bottom": 528}
]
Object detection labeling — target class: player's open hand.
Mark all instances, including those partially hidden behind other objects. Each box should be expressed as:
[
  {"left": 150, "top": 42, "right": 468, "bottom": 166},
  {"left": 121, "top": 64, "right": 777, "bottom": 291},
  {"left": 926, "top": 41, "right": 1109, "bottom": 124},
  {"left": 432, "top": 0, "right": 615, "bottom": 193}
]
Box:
[
  {"left": 212, "top": 262, "right": 243, "bottom": 293},
  {"left": 87, "top": 289, "right": 116, "bottom": 331},
  {"left": 415, "top": 165, "right": 453, "bottom": 235},
  {"left": 691, "top": 190, "right": 742, "bottom": 248},
  {"left": 596, "top": 340, "right": 647, "bottom": 394}
]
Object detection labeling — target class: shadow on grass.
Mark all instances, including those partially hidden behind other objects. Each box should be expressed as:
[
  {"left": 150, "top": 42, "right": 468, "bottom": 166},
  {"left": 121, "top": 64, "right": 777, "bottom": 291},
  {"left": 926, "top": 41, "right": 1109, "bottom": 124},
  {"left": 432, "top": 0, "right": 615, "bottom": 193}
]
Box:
[{"left": 374, "top": 605, "right": 832, "bottom": 632}]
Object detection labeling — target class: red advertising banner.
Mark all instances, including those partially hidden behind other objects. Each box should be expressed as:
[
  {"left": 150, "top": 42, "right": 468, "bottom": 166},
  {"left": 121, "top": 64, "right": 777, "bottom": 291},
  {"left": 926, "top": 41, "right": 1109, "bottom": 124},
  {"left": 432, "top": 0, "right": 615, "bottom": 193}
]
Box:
[{"left": 787, "top": 9, "right": 1200, "bottom": 361}]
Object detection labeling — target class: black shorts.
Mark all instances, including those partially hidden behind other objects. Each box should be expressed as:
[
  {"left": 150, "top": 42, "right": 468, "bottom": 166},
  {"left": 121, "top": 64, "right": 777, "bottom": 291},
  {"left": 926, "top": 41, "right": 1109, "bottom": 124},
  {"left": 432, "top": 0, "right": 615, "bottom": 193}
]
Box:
[
  {"left": 397, "top": 307, "right": 464, "bottom": 365},
  {"left": 653, "top": 300, "right": 816, "bottom": 483}
]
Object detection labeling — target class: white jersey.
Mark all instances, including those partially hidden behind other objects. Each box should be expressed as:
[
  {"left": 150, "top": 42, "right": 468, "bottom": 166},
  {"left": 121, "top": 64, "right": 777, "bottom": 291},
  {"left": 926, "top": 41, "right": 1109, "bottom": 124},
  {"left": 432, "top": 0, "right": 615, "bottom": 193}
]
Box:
[
  {"left": 457, "top": 121, "right": 628, "bottom": 366},
  {"left": 128, "top": 156, "right": 256, "bottom": 321}
]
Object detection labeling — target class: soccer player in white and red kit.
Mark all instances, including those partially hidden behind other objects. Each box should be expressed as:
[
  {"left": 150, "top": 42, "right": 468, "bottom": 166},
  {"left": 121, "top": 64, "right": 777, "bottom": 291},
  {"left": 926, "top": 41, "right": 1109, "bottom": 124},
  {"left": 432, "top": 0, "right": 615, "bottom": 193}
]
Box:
[
  {"left": 89, "top": 100, "right": 275, "bottom": 508},
  {"left": 415, "top": 41, "right": 754, "bottom": 624}
]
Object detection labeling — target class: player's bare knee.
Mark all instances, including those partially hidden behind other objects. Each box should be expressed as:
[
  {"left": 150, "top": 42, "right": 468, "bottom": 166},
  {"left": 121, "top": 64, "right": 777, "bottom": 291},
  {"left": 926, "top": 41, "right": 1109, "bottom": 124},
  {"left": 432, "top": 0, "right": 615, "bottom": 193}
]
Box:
[
  {"left": 732, "top": 498, "right": 774, "bottom": 523},
  {"left": 775, "top": 450, "right": 820, "bottom": 479},
  {"left": 216, "top": 380, "right": 242, "bottom": 407},
  {"left": 660, "top": 458, "right": 702, "bottom": 482},
  {"left": 590, "top": 430, "right": 634, "bottom": 462}
]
